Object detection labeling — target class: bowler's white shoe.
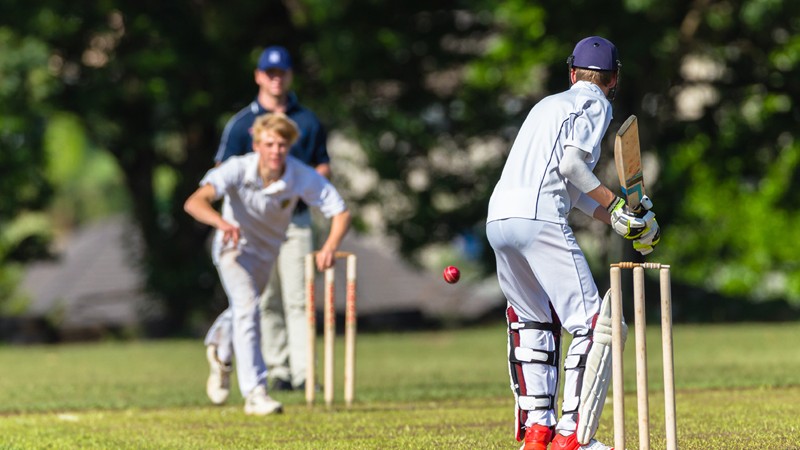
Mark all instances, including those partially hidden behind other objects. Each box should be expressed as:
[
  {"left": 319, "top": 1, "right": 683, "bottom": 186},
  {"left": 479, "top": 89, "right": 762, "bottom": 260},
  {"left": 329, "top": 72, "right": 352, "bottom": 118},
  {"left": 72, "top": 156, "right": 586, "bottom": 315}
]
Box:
[
  {"left": 244, "top": 385, "right": 283, "bottom": 416},
  {"left": 206, "top": 345, "right": 232, "bottom": 405}
]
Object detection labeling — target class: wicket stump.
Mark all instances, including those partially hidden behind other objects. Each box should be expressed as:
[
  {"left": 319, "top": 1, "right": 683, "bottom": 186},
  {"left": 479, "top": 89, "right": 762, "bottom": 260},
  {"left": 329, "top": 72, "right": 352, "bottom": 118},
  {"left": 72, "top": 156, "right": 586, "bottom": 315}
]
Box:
[
  {"left": 610, "top": 262, "right": 677, "bottom": 450},
  {"left": 305, "top": 251, "right": 357, "bottom": 407}
]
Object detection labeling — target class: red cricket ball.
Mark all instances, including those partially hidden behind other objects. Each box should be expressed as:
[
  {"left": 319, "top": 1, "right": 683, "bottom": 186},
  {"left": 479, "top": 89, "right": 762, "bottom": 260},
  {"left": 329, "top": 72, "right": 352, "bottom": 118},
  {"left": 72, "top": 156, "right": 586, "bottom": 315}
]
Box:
[{"left": 443, "top": 265, "right": 460, "bottom": 284}]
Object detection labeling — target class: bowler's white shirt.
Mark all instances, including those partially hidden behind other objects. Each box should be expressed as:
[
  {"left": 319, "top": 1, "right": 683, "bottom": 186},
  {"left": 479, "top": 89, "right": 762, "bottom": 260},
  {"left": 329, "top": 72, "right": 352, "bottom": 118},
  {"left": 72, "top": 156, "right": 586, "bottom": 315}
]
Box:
[
  {"left": 487, "top": 81, "right": 612, "bottom": 224},
  {"left": 200, "top": 153, "right": 346, "bottom": 262}
]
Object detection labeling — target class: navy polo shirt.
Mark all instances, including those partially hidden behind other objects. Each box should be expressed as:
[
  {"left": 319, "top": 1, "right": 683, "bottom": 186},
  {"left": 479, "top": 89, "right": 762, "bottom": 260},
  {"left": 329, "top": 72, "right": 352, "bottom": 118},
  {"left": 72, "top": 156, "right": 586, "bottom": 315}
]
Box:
[{"left": 214, "top": 92, "right": 330, "bottom": 214}]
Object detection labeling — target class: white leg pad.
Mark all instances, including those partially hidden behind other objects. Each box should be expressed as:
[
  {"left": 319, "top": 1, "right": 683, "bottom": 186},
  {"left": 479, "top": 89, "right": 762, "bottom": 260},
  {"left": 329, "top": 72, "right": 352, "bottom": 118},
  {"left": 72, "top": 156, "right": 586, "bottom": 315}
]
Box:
[
  {"left": 575, "top": 290, "right": 627, "bottom": 444},
  {"left": 506, "top": 306, "right": 561, "bottom": 441}
]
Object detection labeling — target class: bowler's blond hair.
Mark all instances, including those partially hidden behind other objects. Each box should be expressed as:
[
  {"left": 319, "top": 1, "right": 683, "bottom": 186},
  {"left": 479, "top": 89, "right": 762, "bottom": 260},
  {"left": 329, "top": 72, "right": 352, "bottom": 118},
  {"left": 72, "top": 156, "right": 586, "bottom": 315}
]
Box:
[{"left": 252, "top": 113, "right": 300, "bottom": 145}]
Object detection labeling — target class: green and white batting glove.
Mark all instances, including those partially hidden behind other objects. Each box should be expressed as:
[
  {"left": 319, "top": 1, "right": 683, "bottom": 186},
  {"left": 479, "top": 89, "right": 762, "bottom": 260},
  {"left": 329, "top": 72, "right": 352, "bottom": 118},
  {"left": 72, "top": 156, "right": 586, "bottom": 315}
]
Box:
[
  {"left": 633, "top": 216, "right": 661, "bottom": 255},
  {"left": 607, "top": 197, "right": 647, "bottom": 239}
]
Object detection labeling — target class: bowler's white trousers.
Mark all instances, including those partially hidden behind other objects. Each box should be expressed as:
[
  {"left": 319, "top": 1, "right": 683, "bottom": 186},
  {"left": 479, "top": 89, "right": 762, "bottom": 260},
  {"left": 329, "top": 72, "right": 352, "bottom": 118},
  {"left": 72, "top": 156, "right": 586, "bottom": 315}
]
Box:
[
  {"left": 205, "top": 249, "right": 274, "bottom": 397},
  {"left": 486, "top": 217, "right": 602, "bottom": 433}
]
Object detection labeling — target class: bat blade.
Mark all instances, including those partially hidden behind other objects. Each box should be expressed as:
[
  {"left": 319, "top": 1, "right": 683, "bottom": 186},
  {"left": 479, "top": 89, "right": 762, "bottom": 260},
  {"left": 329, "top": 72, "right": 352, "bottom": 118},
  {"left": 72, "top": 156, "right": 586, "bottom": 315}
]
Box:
[{"left": 614, "top": 115, "right": 646, "bottom": 213}]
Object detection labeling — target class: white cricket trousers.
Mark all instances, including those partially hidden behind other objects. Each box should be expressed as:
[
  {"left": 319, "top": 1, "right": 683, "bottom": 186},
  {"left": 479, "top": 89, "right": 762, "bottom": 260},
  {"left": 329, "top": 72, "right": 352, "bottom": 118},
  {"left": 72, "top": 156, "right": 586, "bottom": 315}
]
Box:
[
  {"left": 205, "top": 249, "right": 275, "bottom": 397},
  {"left": 486, "top": 217, "right": 602, "bottom": 433},
  {"left": 260, "top": 210, "right": 314, "bottom": 386}
]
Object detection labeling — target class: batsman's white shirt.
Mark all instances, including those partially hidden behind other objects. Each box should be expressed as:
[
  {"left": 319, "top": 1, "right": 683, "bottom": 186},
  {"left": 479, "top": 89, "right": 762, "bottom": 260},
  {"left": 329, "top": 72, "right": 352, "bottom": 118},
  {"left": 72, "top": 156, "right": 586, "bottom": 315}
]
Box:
[
  {"left": 486, "top": 81, "right": 613, "bottom": 433},
  {"left": 201, "top": 153, "right": 346, "bottom": 397},
  {"left": 487, "top": 81, "right": 611, "bottom": 224}
]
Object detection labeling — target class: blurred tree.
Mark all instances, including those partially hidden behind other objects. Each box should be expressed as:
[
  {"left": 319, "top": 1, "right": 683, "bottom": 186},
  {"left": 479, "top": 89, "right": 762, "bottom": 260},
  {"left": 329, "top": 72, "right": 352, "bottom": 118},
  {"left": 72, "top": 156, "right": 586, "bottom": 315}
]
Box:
[
  {"left": 300, "top": 0, "right": 660, "bottom": 269},
  {"left": 653, "top": 0, "right": 800, "bottom": 305},
  {"left": 0, "top": 28, "right": 56, "bottom": 311},
  {"left": 303, "top": 0, "right": 800, "bottom": 307},
  {"left": 0, "top": 1, "right": 303, "bottom": 331},
  {"left": 43, "top": 113, "right": 131, "bottom": 227},
  {"left": 1, "top": 0, "right": 799, "bottom": 332},
  {"left": 0, "top": 28, "right": 54, "bottom": 234}
]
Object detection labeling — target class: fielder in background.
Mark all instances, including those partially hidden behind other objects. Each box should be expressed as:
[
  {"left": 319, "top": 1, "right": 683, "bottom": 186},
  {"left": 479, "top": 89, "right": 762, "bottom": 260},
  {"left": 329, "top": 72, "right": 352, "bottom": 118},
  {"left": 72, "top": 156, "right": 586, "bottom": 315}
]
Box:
[
  {"left": 206, "top": 45, "right": 331, "bottom": 399},
  {"left": 485, "top": 36, "right": 660, "bottom": 450},
  {"left": 185, "top": 113, "right": 350, "bottom": 415}
]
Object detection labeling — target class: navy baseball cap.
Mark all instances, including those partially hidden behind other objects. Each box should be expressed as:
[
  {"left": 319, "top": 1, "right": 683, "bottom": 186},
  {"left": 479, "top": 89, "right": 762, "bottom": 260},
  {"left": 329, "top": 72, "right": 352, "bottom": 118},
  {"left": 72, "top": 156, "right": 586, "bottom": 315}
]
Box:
[
  {"left": 569, "top": 36, "right": 619, "bottom": 71},
  {"left": 257, "top": 46, "right": 292, "bottom": 71}
]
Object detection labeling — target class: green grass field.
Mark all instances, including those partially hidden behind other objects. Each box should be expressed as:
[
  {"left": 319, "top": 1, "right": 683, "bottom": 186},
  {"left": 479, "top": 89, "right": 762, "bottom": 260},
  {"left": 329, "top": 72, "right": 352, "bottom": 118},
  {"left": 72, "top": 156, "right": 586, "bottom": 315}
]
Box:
[{"left": 1, "top": 322, "right": 799, "bottom": 449}]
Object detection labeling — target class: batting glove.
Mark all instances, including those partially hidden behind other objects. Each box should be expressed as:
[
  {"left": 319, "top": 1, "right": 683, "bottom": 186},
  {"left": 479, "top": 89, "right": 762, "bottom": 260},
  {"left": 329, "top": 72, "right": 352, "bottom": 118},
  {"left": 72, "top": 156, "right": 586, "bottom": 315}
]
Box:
[
  {"left": 607, "top": 197, "right": 647, "bottom": 239},
  {"left": 633, "top": 217, "right": 661, "bottom": 255}
]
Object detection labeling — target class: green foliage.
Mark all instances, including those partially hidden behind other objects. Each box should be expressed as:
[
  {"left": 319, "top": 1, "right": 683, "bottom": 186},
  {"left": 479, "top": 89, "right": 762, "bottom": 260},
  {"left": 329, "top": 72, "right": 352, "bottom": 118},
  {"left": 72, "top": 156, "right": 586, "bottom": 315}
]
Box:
[
  {"left": 152, "top": 164, "right": 179, "bottom": 213},
  {"left": 0, "top": 263, "right": 29, "bottom": 315},
  {"left": 303, "top": 3, "right": 542, "bottom": 265},
  {"left": 43, "top": 113, "right": 86, "bottom": 185},
  {"left": 0, "top": 27, "right": 54, "bottom": 220},
  {"left": 0, "top": 27, "right": 55, "bottom": 314},
  {"left": 655, "top": 1, "right": 800, "bottom": 305},
  {"left": 0, "top": 213, "right": 50, "bottom": 314},
  {"left": 0, "top": 212, "right": 53, "bottom": 259},
  {"left": 43, "top": 113, "right": 130, "bottom": 226},
  {"left": 662, "top": 137, "right": 800, "bottom": 302}
]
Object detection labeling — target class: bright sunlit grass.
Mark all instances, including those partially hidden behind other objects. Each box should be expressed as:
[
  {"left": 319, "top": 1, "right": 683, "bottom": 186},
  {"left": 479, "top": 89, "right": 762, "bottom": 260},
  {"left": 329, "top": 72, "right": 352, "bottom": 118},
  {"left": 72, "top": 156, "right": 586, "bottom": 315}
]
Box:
[{"left": 1, "top": 322, "right": 798, "bottom": 448}]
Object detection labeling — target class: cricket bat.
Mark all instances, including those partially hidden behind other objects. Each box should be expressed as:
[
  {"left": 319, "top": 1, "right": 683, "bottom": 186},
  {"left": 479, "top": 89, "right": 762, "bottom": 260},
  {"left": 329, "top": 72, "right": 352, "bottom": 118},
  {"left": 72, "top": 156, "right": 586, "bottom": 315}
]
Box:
[{"left": 614, "top": 115, "right": 646, "bottom": 214}]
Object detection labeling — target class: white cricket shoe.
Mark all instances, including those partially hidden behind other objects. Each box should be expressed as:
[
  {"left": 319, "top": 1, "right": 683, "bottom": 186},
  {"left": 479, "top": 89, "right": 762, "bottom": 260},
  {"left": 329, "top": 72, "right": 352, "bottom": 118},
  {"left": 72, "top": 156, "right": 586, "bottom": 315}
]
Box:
[
  {"left": 244, "top": 385, "right": 283, "bottom": 416},
  {"left": 580, "top": 440, "right": 614, "bottom": 450},
  {"left": 551, "top": 433, "right": 614, "bottom": 450},
  {"left": 206, "top": 345, "right": 232, "bottom": 405}
]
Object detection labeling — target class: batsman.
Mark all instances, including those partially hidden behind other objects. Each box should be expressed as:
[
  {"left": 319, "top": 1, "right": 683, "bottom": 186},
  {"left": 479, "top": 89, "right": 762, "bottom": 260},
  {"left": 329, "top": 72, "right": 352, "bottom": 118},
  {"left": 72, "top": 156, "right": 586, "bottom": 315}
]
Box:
[{"left": 486, "top": 36, "right": 660, "bottom": 450}]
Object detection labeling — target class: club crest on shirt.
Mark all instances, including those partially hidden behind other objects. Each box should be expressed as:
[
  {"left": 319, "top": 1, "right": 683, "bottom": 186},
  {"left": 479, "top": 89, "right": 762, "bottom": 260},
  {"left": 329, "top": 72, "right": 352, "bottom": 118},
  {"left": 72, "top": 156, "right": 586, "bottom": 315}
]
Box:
[{"left": 280, "top": 198, "right": 291, "bottom": 209}]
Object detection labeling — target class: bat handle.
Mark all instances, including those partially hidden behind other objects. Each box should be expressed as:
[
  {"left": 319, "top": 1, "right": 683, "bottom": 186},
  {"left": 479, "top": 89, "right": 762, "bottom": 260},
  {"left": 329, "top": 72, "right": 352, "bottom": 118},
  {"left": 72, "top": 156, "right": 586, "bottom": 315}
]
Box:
[{"left": 640, "top": 195, "right": 653, "bottom": 210}]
